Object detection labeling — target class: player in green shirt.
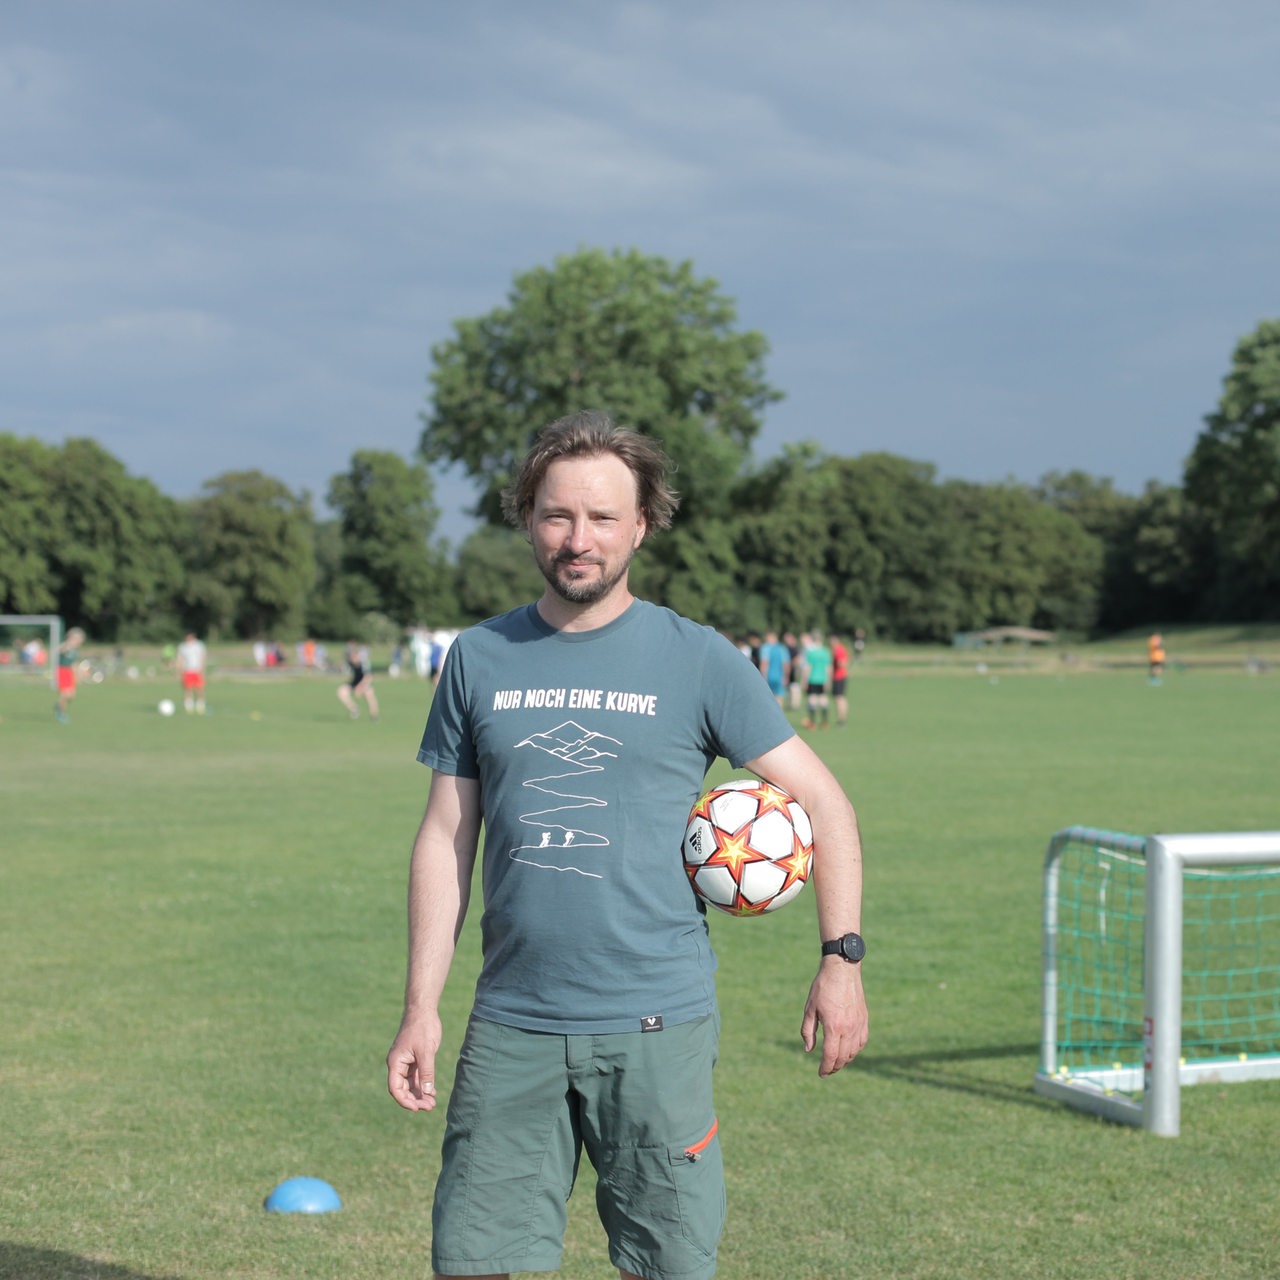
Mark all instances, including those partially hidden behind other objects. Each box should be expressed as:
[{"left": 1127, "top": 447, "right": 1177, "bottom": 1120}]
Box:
[{"left": 802, "top": 631, "right": 833, "bottom": 729}]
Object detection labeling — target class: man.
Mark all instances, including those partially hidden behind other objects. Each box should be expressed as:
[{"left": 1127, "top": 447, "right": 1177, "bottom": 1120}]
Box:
[
  {"left": 337, "top": 640, "right": 379, "bottom": 720},
  {"left": 176, "top": 631, "right": 207, "bottom": 715},
  {"left": 1148, "top": 631, "right": 1166, "bottom": 685},
  {"left": 756, "top": 629, "right": 791, "bottom": 708},
  {"left": 410, "top": 627, "right": 433, "bottom": 679},
  {"left": 801, "top": 630, "right": 833, "bottom": 730},
  {"left": 387, "top": 411, "right": 868, "bottom": 1280},
  {"left": 829, "top": 632, "right": 850, "bottom": 726},
  {"left": 54, "top": 627, "right": 85, "bottom": 723},
  {"left": 783, "top": 629, "right": 804, "bottom": 710}
]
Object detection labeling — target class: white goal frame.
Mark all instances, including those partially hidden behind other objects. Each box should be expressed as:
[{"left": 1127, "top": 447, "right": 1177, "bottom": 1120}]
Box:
[
  {"left": 0, "top": 614, "right": 63, "bottom": 689},
  {"left": 1036, "top": 825, "right": 1280, "bottom": 1137}
]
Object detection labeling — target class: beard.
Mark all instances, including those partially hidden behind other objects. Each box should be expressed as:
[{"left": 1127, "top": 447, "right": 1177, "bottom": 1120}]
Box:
[{"left": 537, "top": 547, "right": 636, "bottom": 606}]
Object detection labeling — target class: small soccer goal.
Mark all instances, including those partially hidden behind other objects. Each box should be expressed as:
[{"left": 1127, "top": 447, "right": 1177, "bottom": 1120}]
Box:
[
  {"left": 0, "top": 614, "right": 63, "bottom": 688},
  {"left": 1035, "top": 825, "right": 1280, "bottom": 1136}
]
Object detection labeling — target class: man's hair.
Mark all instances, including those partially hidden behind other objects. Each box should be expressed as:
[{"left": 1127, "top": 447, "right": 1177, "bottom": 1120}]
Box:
[{"left": 500, "top": 410, "right": 680, "bottom": 533}]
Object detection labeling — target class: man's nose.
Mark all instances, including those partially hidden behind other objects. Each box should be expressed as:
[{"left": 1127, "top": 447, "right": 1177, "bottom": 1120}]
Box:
[{"left": 564, "top": 516, "right": 593, "bottom": 549}]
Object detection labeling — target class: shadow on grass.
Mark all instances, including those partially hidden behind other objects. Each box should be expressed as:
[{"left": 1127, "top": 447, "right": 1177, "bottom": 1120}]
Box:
[
  {"left": 854, "top": 1041, "right": 1055, "bottom": 1109},
  {"left": 0, "top": 1243, "right": 179, "bottom": 1280}
]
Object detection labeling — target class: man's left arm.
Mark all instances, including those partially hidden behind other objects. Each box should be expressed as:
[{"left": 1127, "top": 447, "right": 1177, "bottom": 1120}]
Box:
[{"left": 744, "top": 734, "right": 869, "bottom": 1076}]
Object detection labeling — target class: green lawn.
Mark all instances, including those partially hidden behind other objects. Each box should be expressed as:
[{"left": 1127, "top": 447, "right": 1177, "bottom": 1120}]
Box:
[{"left": 2, "top": 658, "right": 1278, "bottom": 1279}]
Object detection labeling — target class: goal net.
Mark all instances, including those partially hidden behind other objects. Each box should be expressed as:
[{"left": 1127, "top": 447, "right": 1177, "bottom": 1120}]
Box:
[
  {"left": 1036, "top": 825, "right": 1280, "bottom": 1135},
  {"left": 0, "top": 614, "right": 63, "bottom": 688}
]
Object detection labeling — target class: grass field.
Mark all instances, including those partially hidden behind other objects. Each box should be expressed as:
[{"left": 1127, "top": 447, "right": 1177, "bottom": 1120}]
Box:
[{"left": 2, "top": 649, "right": 1278, "bottom": 1279}]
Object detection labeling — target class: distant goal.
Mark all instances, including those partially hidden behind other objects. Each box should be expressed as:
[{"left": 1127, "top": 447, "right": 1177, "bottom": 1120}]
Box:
[
  {"left": 1036, "top": 825, "right": 1280, "bottom": 1136},
  {"left": 0, "top": 614, "right": 63, "bottom": 688}
]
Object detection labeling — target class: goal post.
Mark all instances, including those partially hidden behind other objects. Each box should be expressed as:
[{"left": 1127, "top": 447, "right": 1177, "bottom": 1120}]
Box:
[
  {"left": 0, "top": 614, "right": 63, "bottom": 689},
  {"left": 1036, "top": 825, "right": 1280, "bottom": 1136}
]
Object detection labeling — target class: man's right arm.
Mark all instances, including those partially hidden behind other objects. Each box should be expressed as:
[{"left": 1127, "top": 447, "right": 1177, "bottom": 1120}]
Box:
[{"left": 386, "top": 770, "right": 482, "bottom": 1113}]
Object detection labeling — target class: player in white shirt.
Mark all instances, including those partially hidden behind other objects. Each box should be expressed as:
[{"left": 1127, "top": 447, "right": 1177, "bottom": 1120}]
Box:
[{"left": 177, "top": 632, "right": 208, "bottom": 714}]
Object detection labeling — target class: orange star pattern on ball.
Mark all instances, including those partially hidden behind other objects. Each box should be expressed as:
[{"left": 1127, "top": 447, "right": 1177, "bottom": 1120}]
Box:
[
  {"left": 772, "top": 840, "right": 813, "bottom": 898},
  {"left": 705, "top": 824, "right": 770, "bottom": 878},
  {"left": 751, "top": 782, "right": 795, "bottom": 819}
]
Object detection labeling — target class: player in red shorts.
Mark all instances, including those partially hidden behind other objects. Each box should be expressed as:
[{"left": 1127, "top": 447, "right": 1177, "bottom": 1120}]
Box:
[
  {"left": 177, "top": 632, "right": 208, "bottom": 714},
  {"left": 54, "top": 627, "right": 85, "bottom": 723}
]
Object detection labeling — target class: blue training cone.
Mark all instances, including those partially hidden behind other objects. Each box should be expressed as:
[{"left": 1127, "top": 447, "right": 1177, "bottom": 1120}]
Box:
[{"left": 264, "top": 1176, "right": 342, "bottom": 1214}]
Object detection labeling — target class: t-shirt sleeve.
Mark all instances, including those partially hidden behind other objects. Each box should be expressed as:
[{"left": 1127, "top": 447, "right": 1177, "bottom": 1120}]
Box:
[
  {"left": 700, "top": 631, "right": 795, "bottom": 768},
  {"left": 416, "top": 639, "right": 480, "bottom": 778}
]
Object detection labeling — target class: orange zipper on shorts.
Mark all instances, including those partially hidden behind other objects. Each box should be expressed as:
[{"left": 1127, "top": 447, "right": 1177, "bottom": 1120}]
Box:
[{"left": 683, "top": 1117, "right": 719, "bottom": 1161}]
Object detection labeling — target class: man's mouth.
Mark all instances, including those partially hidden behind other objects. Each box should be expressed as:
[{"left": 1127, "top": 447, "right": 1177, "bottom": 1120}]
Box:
[{"left": 557, "top": 555, "right": 600, "bottom": 573}]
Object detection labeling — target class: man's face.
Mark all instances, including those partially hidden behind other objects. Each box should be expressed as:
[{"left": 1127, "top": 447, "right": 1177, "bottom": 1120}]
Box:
[{"left": 528, "top": 453, "right": 647, "bottom": 607}]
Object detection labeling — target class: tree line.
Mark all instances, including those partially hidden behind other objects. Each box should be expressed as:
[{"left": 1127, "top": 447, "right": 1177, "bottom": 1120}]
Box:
[{"left": 2, "top": 249, "right": 1276, "bottom": 644}]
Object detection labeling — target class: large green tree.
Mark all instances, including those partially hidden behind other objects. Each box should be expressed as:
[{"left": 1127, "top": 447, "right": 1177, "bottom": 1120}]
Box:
[
  {"left": 1081, "top": 481, "right": 1205, "bottom": 631},
  {"left": 1035, "top": 469, "right": 1140, "bottom": 631},
  {"left": 0, "top": 435, "right": 184, "bottom": 638},
  {"left": 182, "top": 471, "right": 315, "bottom": 639},
  {"left": 326, "top": 450, "right": 451, "bottom": 627},
  {"left": 1184, "top": 318, "right": 1280, "bottom": 618},
  {"left": 733, "top": 450, "right": 961, "bottom": 642},
  {"left": 1177, "top": 320, "right": 1280, "bottom": 619},
  {"left": 834, "top": 453, "right": 966, "bottom": 642},
  {"left": 419, "top": 247, "right": 782, "bottom": 529},
  {"left": 733, "top": 450, "right": 1105, "bottom": 642},
  {"left": 1127, "top": 482, "right": 1205, "bottom": 623},
  {"left": 734, "top": 444, "right": 882, "bottom": 636},
  {"left": 305, "top": 519, "right": 362, "bottom": 641},
  {"left": 45, "top": 439, "right": 186, "bottom": 639},
  {"left": 1033, "top": 469, "right": 1136, "bottom": 543},
  {"left": 0, "top": 435, "right": 59, "bottom": 615},
  {"left": 452, "top": 525, "right": 545, "bottom": 623},
  {"left": 947, "top": 481, "right": 1102, "bottom": 634}
]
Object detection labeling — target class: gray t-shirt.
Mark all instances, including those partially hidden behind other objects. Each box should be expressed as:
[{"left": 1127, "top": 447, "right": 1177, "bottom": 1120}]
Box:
[{"left": 417, "top": 599, "right": 795, "bottom": 1034}]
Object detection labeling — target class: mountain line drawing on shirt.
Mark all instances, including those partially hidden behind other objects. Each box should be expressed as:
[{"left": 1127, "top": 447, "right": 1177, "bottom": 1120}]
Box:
[{"left": 510, "top": 720, "right": 621, "bottom": 878}]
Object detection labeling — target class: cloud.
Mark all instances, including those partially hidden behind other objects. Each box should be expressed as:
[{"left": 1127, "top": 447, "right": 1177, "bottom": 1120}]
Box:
[
  {"left": 372, "top": 112, "right": 708, "bottom": 210},
  {"left": 2, "top": 0, "right": 1277, "bottom": 537}
]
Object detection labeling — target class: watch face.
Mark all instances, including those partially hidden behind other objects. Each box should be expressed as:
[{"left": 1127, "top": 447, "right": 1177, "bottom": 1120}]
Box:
[{"left": 841, "top": 933, "right": 866, "bottom": 962}]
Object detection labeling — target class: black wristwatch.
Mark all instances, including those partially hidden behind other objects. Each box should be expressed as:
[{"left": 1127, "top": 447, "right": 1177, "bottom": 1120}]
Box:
[{"left": 821, "top": 932, "right": 866, "bottom": 963}]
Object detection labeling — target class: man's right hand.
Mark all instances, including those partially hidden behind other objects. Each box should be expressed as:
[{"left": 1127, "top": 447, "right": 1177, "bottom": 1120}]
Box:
[{"left": 387, "top": 1012, "right": 443, "bottom": 1112}]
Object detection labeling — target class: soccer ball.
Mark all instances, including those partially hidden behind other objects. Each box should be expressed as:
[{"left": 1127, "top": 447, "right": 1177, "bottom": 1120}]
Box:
[
  {"left": 157, "top": 698, "right": 175, "bottom": 717},
  {"left": 682, "top": 779, "right": 813, "bottom": 916}
]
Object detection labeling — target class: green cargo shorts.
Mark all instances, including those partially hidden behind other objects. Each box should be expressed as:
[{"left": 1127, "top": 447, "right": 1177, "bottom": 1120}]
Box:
[{"left": 431, "top": 1012, "right": 724, "bottom": 1280}]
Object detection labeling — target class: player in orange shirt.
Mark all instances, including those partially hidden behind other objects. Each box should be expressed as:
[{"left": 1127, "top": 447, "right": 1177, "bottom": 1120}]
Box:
[{"left": 1148, "top": 632, "right": 1166, "bottom": 685}]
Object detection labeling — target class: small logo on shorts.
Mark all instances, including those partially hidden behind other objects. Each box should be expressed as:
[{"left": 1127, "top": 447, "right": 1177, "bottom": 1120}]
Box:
[{"left": 640, "top": 1015, "right": 664, "bottom": 1032}]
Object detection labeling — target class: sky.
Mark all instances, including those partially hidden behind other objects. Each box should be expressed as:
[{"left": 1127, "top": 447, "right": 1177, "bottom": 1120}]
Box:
[{"left": 5, "top": 1, "right": 1278, "bottom": 543}]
